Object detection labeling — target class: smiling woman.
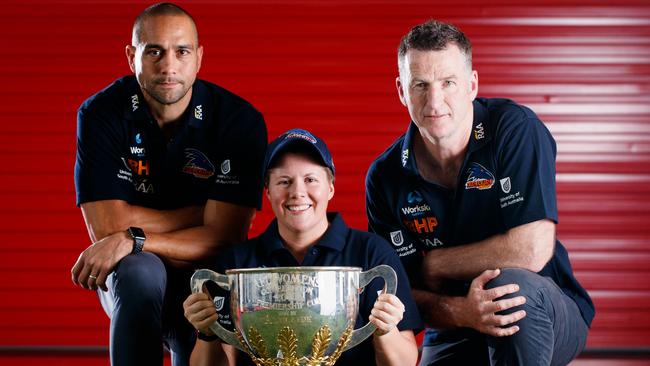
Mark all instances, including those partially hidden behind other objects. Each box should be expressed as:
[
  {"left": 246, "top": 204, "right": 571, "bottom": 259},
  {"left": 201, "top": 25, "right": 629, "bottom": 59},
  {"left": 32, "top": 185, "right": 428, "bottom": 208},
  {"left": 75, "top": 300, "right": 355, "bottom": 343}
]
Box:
[{"left": 182, "top": 129, "right": 423, "bottom": 366}]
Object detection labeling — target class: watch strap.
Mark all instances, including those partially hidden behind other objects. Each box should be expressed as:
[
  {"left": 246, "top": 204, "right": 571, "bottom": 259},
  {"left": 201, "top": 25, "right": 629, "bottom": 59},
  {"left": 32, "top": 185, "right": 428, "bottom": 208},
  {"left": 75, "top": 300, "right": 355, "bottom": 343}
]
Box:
[
  {"left": 197, "top": 330, "right": 219, "bottom": 342},
  {"left": 127, "top": 227, "right": 145, "bottom": 254}
]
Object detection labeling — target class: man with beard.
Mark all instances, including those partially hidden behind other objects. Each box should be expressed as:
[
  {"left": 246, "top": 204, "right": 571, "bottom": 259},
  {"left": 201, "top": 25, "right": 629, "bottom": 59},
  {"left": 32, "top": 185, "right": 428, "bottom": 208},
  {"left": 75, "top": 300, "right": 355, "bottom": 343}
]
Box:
[{"left": 71, "top": 3, "right": 267, "bottom": 365}]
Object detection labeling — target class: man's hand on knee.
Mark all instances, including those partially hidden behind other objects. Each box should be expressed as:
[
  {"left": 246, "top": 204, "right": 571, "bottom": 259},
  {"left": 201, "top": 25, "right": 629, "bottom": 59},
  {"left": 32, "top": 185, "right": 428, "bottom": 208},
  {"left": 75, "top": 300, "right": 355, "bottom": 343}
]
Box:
[
  {"left": 453, "top": 268, "right": 527, "bottom": 337},
  {"left": 71, "top": 231, "right": 133, "bottom": 291}
]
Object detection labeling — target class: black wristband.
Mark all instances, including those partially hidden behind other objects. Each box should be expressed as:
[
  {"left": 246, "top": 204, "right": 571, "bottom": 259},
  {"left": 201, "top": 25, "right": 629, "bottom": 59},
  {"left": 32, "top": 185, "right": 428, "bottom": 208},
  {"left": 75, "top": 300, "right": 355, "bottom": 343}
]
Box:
[
  {"left": 197, "top": 330, "right": 219, "bottom": 342},
  {"left": 127, "top": 227, "right": 145, "bottom": 254}
]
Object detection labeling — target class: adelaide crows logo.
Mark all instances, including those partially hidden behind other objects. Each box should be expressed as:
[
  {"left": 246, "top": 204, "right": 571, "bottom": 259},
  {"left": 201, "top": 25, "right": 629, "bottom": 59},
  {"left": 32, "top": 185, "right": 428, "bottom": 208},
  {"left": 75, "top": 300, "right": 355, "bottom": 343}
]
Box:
[
  {"left": 182, "top": 148, "right": 215, "bottom": 179},
  {"left": 464, "top": 162, "right": 495, "bottom": 190}
]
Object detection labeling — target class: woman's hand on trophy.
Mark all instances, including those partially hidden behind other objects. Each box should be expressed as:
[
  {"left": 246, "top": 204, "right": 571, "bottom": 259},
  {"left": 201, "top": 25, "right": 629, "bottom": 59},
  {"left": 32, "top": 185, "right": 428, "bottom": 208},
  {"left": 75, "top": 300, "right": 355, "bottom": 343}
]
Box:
[
  {"left": 369, "top": 293, "right": 405, "bottom": 336},
  {"left": 183, "top": 292, "right": 219, "bottom": 335}
]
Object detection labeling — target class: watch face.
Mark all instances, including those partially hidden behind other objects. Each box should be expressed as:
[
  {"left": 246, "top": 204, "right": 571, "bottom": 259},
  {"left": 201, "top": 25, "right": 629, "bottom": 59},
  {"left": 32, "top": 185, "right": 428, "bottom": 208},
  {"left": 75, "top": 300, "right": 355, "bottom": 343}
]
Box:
[{"left": 128, "top": 227, "right": 145, "bottom": 240}]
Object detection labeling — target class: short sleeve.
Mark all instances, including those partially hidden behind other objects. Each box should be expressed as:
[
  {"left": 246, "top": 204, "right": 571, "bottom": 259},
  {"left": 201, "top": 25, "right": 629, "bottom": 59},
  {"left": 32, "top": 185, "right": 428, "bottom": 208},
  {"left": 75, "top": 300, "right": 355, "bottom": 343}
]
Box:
[
  {"left": 496, "top": 111, "right": 558, "bottom": 229},
  {"left": 365, "top": 162, "right": 424, "bottom": 282},
  {"left": 209, "top": 107, "right": 267, "bottom": 209},
  {"left": 74, "top": 101, "right": 134, "bottom": 206}
]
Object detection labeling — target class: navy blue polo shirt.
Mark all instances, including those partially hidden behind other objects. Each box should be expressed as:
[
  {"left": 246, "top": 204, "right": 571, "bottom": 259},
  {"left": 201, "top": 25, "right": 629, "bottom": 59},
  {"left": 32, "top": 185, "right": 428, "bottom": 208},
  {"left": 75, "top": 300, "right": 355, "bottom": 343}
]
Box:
[
  {"left": 207, "top": 213, "right": 422, "bottom": 366},
  {"left": 366, "top": 98, "right": 595, "bottom": 332},
  {"left": 75, "top": 76, "right": 267, "bottom": 210}
]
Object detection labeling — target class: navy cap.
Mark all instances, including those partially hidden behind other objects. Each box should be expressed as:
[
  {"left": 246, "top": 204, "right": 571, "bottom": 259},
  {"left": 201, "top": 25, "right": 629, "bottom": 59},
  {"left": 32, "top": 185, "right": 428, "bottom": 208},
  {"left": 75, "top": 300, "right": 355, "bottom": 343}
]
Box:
[{"left": 264, "top": 128, "right": 335, "bottom": 176}]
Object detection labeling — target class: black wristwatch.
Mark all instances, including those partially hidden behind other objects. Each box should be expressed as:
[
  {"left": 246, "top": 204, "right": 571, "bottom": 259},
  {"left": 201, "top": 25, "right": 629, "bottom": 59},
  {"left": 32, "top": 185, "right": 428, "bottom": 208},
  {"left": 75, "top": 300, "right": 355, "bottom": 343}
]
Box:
[
  {"left": 127, "top": 227, "right": 146, "bottom": 254},
  {"left": 196, "top": 330, "right": 219, "bottom": 342}
]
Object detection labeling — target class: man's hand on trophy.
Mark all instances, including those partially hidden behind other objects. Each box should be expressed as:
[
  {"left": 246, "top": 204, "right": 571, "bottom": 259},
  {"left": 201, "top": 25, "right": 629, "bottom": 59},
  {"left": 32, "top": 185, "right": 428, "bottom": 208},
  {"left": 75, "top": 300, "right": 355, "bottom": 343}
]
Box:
[
  {"left": 184, "top": 292, "right": 219, "bottom": 336},
  {"left": 369, "top": 293, "right": 405, "bottom": 336}
]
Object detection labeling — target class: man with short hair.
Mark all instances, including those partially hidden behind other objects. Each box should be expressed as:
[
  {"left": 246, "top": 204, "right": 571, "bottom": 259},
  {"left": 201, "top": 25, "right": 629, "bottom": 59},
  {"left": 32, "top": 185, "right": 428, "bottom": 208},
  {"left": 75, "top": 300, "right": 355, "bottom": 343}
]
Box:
[
  {"left": 72, "top": 3, "right": 267, "bottom": 365},
  {"left": 366, "top": 20, "right": 594, "bottom": 365}
]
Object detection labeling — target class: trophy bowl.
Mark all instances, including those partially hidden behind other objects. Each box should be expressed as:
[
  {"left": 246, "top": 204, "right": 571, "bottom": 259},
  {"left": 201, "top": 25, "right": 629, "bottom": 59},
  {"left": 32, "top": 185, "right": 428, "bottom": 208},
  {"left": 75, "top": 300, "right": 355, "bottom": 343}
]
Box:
[{"left": 191, "top": 265, "right": 397, "bottom": 366}]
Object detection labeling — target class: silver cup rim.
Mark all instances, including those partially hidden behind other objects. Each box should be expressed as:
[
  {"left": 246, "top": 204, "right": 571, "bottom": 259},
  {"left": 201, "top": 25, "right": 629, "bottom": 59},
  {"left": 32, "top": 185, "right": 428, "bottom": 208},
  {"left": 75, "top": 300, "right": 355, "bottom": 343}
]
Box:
[{"left": 224, "top": 266, "right": 362, "bottom": 274}]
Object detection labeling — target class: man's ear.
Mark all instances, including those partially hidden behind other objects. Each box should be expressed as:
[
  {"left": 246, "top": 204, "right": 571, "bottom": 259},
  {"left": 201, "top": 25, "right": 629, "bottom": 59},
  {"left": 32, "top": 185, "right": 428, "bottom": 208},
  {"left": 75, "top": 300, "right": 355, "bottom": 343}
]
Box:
[
  {"left": 196, "top": 45, "right": 204, "bottom": 73},
  {"left": 125, "top": 45, "right": 136, "bottom": 73},
  {"left": 396, "top": 77, "right": 408, "bottom": 107},
  {"left": 469, "top": 70, "right": 479, "bottom": 100}
]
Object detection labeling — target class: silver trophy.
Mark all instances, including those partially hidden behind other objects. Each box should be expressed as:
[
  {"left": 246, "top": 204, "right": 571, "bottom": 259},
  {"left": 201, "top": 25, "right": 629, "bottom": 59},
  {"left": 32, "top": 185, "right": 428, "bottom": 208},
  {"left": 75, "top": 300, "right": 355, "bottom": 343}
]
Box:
[{"left": 191, "top": 265, "right": 397, "bottom": 366}]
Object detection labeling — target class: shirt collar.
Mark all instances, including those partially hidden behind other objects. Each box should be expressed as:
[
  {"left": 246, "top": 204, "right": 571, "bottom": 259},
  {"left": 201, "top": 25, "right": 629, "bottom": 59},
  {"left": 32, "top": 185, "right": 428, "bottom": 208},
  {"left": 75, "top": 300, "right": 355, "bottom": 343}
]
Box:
[
  {"left": 123, "top": 78, "right": 209, "bottom": 129},
  {"left": 399, "top": 99, "right": 492, "bottom": 174},
  {"left": 399, "top": 122, "right": 420, "bottom": 176},
  {"left": 468, "top": 99, "right": 491, "bottom": 153},
  {"left": 259, "top": 212, "right": 348, "bottom": 258}
]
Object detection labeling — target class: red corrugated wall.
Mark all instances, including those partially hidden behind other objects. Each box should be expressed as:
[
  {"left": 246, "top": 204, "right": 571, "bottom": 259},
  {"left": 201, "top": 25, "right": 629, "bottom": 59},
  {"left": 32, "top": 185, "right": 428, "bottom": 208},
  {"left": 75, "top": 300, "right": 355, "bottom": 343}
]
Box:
[{"left": 1, "top": 0, "right": 649, "bottom": 363}]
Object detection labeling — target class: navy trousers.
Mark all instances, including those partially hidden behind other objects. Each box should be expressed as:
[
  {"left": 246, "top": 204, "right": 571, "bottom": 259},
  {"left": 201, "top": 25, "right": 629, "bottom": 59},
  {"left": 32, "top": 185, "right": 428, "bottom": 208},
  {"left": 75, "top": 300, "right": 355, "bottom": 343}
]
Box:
[
  {"left": 419, "top": 268, "right": 589, "bottom": 366},
  {"left": 98, "top": 252, "right": 196, "bottom": 366}
]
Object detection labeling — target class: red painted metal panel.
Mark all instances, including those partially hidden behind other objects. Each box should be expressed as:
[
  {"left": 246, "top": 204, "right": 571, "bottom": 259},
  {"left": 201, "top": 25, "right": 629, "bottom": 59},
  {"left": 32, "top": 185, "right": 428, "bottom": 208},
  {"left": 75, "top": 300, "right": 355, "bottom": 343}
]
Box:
[{"left": 0, "top": 0, "right": 648, "bottom": 356}]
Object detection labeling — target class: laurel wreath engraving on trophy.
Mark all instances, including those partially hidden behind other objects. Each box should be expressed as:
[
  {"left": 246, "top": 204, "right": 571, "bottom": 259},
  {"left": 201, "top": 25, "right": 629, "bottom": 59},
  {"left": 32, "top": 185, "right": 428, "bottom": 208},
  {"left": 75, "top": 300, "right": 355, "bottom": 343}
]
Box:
[
  {"left": 237, "top": 324, "right": 354, "bottom": 366},
  {"left": 191, "top": 266, "right": 398, "bottom": 366}
]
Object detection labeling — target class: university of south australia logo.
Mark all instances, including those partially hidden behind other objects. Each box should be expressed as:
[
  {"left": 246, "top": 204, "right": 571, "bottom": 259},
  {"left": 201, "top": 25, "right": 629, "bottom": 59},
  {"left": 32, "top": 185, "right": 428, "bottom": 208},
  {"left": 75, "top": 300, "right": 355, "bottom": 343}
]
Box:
[
  {"left": 221, "top": 159, "right": 231, "bottom": 175},
  {"left": 390, "top": 230, "right": 404, "bottom": 246},
  {"left": 500, "top": 177, "right": 511, "bottom": 194},
  {"left": 213, "top": 296, "right": 225, "bottom": 311}
]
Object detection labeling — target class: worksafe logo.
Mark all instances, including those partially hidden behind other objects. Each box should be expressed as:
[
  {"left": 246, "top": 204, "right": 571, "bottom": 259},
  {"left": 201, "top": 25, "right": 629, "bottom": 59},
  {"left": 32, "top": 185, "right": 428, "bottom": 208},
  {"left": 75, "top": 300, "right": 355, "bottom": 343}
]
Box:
[
  {"left": 407, "top": 190, "right": 423, "bottom": 204},
  {"left": 464, "top": 162, "right": 494, "bottom": 190},
  {"left": 182, "top": 148, "right": 215, "bottom": 179},
  {"left": 402, "top": 190, "right": 430, "bottom": 216},
  {"left": 135, "top": 133, "right": 142, "bottom": 144}
]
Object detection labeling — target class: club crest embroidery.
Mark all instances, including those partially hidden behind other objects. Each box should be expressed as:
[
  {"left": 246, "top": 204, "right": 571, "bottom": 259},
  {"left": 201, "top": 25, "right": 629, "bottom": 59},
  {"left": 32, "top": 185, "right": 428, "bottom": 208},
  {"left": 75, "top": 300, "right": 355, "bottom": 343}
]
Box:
[
  {"left": 182, "top": 148, "right": 215, "bottom": 179},
  {"left": 465, "top": 162, "right": 495, "bottom": 190}
]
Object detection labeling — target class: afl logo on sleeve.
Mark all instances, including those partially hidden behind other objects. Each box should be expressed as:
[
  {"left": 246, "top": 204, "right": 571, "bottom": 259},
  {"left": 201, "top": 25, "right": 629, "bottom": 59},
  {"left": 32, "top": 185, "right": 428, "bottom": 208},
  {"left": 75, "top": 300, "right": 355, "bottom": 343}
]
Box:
[{"left": 464, "top": 162, "right": 495, "bottom": 190}]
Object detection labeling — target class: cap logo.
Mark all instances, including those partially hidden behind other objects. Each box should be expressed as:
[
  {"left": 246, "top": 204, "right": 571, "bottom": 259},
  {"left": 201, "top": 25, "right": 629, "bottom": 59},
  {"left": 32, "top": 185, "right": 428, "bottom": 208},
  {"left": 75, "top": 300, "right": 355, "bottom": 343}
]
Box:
[{"left": 285, "top": 132, "right": 316, "bottom": 144}]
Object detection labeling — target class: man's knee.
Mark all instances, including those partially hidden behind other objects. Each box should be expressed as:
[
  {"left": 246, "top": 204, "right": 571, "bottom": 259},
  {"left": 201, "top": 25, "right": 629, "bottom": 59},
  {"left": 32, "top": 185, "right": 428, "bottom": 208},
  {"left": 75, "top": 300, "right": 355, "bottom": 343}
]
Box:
[
  {"left": 485, "top": 268, "right": 556, "bottom": 318},
  {"left": 112, "top": 252, "right": 167, "bottom": 302},
  {"left": 486, "top": 268, "right": 547, "bottom": 297}
]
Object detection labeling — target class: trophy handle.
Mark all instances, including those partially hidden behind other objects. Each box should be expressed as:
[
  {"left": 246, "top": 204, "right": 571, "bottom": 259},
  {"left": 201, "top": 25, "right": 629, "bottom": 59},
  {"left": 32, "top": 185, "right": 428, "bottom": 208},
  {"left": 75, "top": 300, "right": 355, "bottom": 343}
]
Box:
[
  {"left": 345, "top": 264, "right": 398, "bottom": 350},
  {"left": 190, "top": 269, "right": 246, "bottom": 352}
]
